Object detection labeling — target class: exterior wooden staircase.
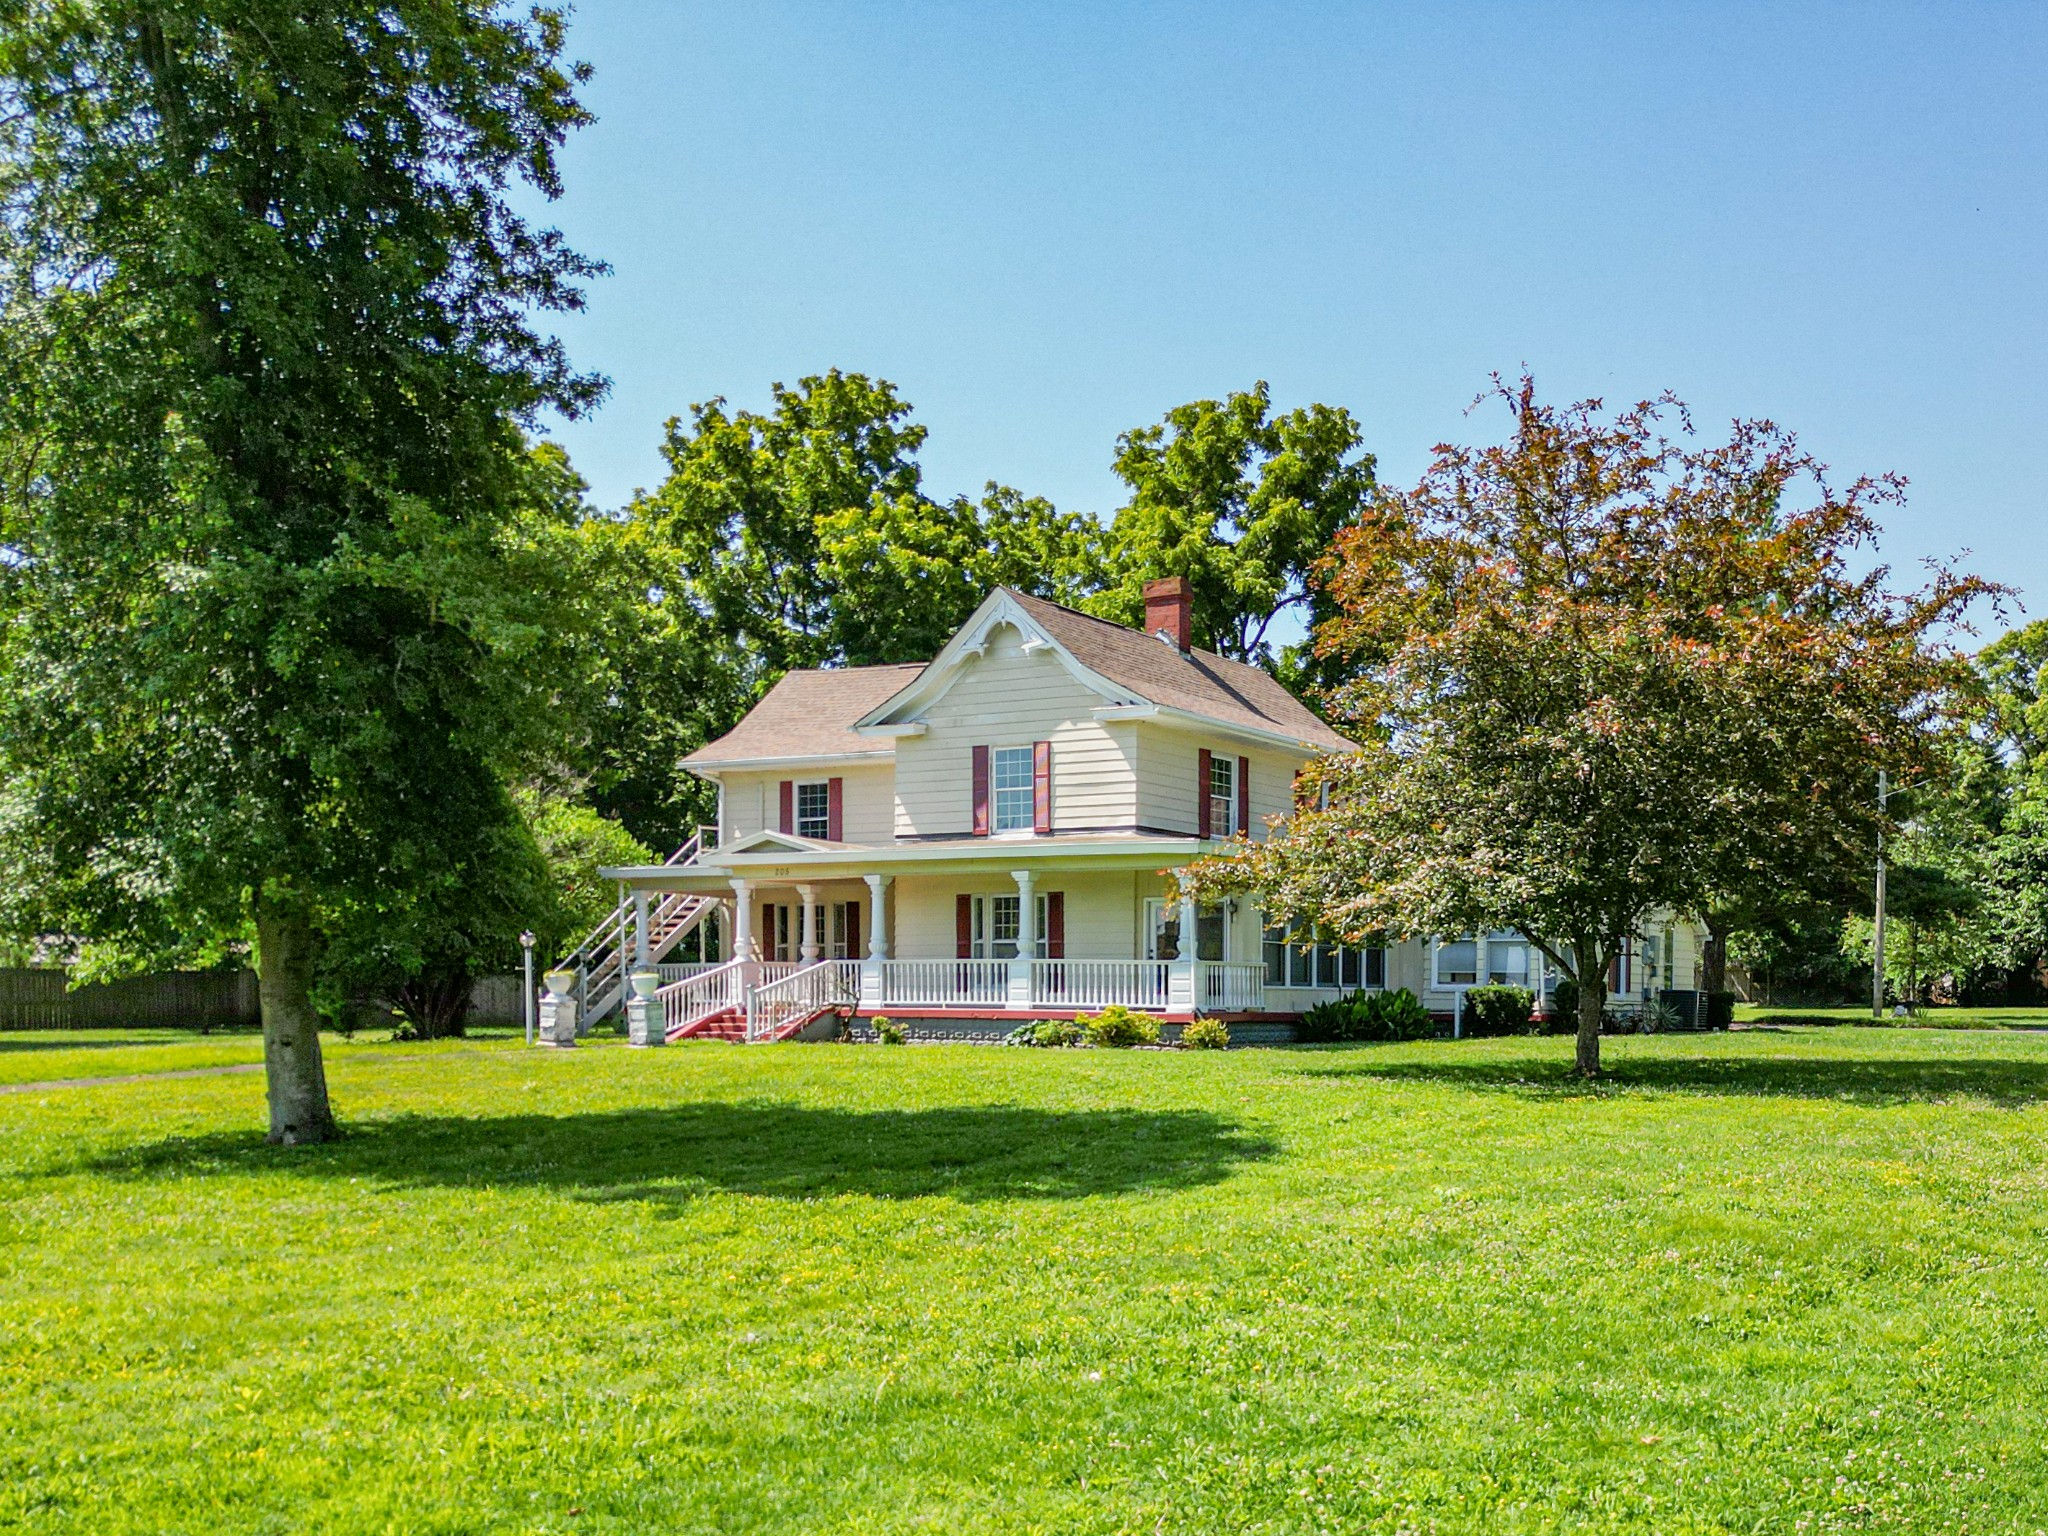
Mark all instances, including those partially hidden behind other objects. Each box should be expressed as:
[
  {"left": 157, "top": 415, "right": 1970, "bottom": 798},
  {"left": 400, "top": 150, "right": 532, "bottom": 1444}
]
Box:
[{"left": 558, "top": 828, "right": 718, "bottom": 1026}]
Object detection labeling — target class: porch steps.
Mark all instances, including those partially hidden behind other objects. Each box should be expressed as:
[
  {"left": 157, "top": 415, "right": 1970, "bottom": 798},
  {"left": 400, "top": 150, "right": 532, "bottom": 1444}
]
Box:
[{"left": 667, "top": 1006, "right": 834, "bottom": 1044}]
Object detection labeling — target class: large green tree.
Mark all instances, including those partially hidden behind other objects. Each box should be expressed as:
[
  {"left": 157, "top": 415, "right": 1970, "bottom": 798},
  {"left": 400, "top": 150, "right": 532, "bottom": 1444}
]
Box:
[
  {"left": 1091, "top": 382, "right": 1375, "bottom": 673},
  {"left": 635, "top": 370, "right": 1109, "bottom": 680},
  {"left": 0, "top": 3, "right": 601, "bottom": 1141},
  {"left": 1185, "top": 379, "right": 1993, "bottom": 1074}
]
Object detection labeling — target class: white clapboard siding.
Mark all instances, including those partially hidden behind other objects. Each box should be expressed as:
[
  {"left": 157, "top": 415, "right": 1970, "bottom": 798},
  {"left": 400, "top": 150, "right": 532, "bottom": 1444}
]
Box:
[
  {"left": 1133, "top": 731, "right": 1306, "bottom": 842},
  {"left": 891, "top": 870, "right": 1150, "bottom": 961},
  {"left": 1134, "top": 727, "right": 1202, "bottom": 836},
  {"left": 717, "top": 763, "right": 894, "bottom": 845},
  {"left": 893, "top": 626, "right": 1136, "bottom": 837}
]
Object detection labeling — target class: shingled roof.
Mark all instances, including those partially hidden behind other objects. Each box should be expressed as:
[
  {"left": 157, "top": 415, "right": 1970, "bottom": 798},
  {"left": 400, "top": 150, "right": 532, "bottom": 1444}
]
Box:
[
  {"left": 1002, "top": 589, "right": 1355, "bottom": 751},
  {"left": 680, "top": 663, "right": 923, "bottom": 766}
]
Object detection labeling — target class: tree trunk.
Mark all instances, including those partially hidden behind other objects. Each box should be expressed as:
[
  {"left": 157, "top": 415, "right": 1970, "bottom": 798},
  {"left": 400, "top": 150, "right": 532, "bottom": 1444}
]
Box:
[
  {"left": 1702, "top": 915, "right": 1730, "bottom": 995},
  {"left": 1575, "top": 942, "right": 1607, "bottom": 1076},
  {"left": 254, "top": 893, "right": 336, "bottom": 1145}
]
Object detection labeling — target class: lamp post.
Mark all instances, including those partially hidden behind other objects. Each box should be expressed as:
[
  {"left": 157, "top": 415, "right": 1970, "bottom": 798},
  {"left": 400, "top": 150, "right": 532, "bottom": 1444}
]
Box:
[{"left": 520, "top": 930, "right": 537, "bottom": 1046}]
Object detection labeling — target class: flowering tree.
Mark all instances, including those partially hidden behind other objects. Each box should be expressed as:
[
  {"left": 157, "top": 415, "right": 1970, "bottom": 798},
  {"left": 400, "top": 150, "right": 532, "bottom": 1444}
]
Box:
[{"left": 1184, "top": 378, "right": 1997, "bottom": 1074}]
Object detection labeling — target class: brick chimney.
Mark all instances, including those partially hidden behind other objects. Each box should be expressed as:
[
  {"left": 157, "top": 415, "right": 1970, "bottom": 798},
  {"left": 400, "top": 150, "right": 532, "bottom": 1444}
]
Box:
[{"left": 1143, "top": 576, "right": 1193, "bottom": 654}]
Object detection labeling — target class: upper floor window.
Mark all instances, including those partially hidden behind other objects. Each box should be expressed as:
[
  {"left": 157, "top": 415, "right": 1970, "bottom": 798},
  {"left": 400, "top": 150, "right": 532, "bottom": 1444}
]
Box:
[
  {"left": 991, "top": 745, "right": 1035, "bottom": 833},
  {"left": 795, "top": 780, "right": 831, "bottom": 840},
  {"left": 1208, "top": 753, "right": 1236, "bottom": 837}
]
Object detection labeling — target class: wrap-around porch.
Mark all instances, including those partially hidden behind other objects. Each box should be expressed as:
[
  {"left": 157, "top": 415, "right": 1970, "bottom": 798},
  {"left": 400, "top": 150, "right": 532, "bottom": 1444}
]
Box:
[{"left": 603, "top": 836, "right": 1271, "bottom": 1041}]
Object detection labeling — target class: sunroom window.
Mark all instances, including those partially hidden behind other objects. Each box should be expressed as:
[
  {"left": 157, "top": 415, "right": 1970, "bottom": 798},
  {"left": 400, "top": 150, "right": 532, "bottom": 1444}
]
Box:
[
  {"left": 1433, "top": 937, "right": 1479, "bottom": 988},
  {"left": 1486, "top": 933, "right": 1531, "bottom": 987},
  {"left": 1262, "top": 920, "right": 1384, "bottom": 990}
]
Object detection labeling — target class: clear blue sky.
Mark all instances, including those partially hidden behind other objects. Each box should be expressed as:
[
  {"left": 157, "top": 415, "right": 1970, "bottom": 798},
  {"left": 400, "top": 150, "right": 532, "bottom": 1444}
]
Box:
[{"left": 539, "top": 1, "right": 2046, "bottom": 634}]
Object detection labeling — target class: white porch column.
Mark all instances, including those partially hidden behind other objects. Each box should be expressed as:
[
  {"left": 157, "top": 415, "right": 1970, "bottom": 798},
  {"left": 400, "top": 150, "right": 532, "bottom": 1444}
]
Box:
[
  {"left": 863, "top": 875, "right": 891, "bottom": 960},
  {"left": 1008, "top": 869, "right": 1036, "bottom": 1010},
  {"left": 797, "top": 883, "right": 820, "bottom": 964},
  {"left": 861, "top": 874, "right": 891, "bottom": 1008},
  {"left": 730, "top": 879, "right": 755, "bottom": 962},
  {"left": 1168, "top": 886, "right": 1199, "bottom": 1012},
  {"left": 633, "top": 889, "right": 652, "bottom": 968}
]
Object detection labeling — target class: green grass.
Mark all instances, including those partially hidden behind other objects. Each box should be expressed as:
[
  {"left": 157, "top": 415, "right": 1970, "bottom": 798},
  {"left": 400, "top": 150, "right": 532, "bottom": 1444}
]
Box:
[
  {"left": 0, "top": 1028, "right": 523, "bottom": 1087},
  {"left": 5, "top": 1029, "right": 2048, "bottom": 1533},
  {"left": 1735, "top": 1003, "right": 2048, "bottom": 1029},
  {"left": 0, "top": 1029, "right": 268, "bottom": 1086}
]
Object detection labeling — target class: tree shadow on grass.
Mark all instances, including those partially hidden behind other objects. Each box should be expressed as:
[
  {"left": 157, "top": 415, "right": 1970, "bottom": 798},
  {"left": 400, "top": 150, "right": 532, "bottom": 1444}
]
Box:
[
  {"left": 82, "top": 1103, "right": 1277, "bottom": 1206},
  {"left": 1291, "top": 1049, "right": 2048, "bottom": 1108}
]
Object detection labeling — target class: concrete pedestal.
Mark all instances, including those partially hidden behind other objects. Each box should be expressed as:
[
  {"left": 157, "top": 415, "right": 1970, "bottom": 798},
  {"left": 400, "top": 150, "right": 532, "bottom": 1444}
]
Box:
[
  {"left": 539, "top": 994, "right": 578, "bottom": 1046},
  {"left": 626, "top": 993, "right": 663, "bottom": 1047}
]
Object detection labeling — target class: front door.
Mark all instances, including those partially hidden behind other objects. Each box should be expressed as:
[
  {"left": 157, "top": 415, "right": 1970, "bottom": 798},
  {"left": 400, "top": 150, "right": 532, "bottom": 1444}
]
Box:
[{"left": 1144, "top": 899, "right": 1226, "bottom": 961}]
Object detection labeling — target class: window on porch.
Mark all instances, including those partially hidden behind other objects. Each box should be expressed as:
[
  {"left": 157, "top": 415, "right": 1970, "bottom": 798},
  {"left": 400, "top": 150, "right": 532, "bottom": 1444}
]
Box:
[{"left": 968, "top": 893, "right": 1051, "bottom": 959}]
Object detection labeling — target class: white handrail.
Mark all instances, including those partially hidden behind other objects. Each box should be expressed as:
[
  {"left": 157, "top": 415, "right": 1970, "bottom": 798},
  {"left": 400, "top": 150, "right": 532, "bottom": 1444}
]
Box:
[
  {"left": 569, "top": 830, "right": 705, "bottom": 964},
  {"left": 747, "top": 960, "right": 860, "bottom": 1042},
  {"left": 655, "top": 961, "right": 725, "bottom": 986},
  {"left": 880, "top": 958, "right": 1010, "bottom": 1008},
  {"left": 1197, "top": 961, "right": 1265, "bottom": 1013},
  {"left": 659, "top": 958, "right": 745, "bottom": 1038},
  {"left": 1032, "top": 959, "right": 1170, "bottom": 1011}
]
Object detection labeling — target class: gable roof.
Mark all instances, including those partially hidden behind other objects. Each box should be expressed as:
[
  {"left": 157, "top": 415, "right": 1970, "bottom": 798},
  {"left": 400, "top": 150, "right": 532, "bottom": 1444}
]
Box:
[
  {"left": 681, "top": 663, "right": 923, "bottom": 768},
  {"left": 1000, "top": 589, "right": 1354, "bottom": 751}
]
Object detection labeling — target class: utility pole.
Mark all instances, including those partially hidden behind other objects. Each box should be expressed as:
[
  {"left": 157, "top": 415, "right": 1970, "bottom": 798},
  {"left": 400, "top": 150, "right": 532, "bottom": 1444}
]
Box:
[{"left": 1872, "top": 770, "right": 1888, "bottom": 1020}]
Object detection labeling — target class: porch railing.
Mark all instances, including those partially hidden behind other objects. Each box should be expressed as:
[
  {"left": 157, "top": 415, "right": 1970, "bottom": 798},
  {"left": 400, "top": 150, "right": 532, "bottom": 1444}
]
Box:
[
  {"left": 658, "top": 959, "right": 745, "bottom": 1038},
  {"left": 1031, "top": 959, "right": 1170, "bottom": 1011},
  {"left": 748, "top": 960, "right": 860, "bottom": 1042},
  {"left": 655, "top": 961, "right": 725, "bottom": 987},
  {"left": 878, "top": 958, "right": 1010, "bottom": 1008},
  {"left": 1197, "top": 961, "right": 1266, "bottom": 1013}
]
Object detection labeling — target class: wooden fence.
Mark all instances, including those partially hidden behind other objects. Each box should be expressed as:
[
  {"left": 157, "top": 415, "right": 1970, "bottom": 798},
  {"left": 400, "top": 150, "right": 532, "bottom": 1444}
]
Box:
[
  {"left": 0, "top": 968, "right": 260, "bottom": 1031},
  {"left": 0, "top": 967, "right": 535, "bottom": 1032}
]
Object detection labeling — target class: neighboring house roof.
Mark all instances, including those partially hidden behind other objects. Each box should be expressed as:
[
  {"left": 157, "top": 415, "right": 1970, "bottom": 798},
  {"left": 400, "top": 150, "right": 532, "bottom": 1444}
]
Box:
[
  {"left": 681, "top": 663, "right": 924, "bottom": 767},
  {"left": 1000, "top": 589, "right": 1355, "bottom": 752}
]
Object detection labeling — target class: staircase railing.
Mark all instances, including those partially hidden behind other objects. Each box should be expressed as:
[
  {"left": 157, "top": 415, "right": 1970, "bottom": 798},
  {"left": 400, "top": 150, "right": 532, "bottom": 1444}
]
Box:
[
  {"left": 659, "top": 958, "right": 746, "bottom": 1039},
  {"left": 747, "top": 960, "right": 860, "bottom": 1042},
  {"left": 560, "top": 830, "right": 719, "bottom": 1023}
]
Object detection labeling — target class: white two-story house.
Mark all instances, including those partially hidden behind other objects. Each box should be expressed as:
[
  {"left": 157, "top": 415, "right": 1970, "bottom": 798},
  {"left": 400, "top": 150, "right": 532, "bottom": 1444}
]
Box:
[{"left": 576, "top": 579, "right": 1707, "bottom": 1042}]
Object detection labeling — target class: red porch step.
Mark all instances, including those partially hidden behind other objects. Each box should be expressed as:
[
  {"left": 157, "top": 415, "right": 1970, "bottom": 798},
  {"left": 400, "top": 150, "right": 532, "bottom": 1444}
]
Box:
[{"left": 669, "top": 1008, "right": 743, "bottom": 1043}]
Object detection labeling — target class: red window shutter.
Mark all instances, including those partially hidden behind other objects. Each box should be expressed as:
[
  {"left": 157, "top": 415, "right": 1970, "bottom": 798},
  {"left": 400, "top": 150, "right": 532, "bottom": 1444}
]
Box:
[
  {"left": 971, "top": 744, "right": 990, "bottom": 836},
  {"left": 1033, "top": 740, "right": 1052, "bottom": 834},
  {"left": 956, "top": 894, "right": 973, "bottom": 958},
  {"left": 826, "top": 776, "right": 844, "bottom": 842},
  {"left": 1293, "top": 768, "right": 1310, "bottom": 811},
  {"left": 763, "top": 902, "right": 777, "bottom": 961},
  {"left": 844, "top": 899, "right": 860, "bottom": 958},
  {"left": 1045, "top": 891, "right": 1065, "bottom": 959},
  {"left": 1197, "top": 748, "right": 1213, "bottom": 837},
  {"left": 1237, "top": 755, "right": 1251, "bottom": 838},
  {"left": 778, "top": 779, "right": 794, "bottom": 835}
]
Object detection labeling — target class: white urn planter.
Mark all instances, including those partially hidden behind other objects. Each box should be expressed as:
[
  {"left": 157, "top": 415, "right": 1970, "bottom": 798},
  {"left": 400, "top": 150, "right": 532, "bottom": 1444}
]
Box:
[
  {"left": 628, "top": 969, "right": 661, "bottom": 1001},
  {"left": 543, "top": 967, "right": 578, "bottom": 999}
]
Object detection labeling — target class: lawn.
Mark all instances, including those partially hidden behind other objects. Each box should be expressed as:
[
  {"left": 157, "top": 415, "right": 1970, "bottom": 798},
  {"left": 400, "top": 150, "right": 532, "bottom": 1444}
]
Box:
[
  {"left": 1735, "top": 1003, "right": 2048, "bottom": 1030},
  {"left": 4, "top": 1028, "right": 2047, "bottom": 1534}
]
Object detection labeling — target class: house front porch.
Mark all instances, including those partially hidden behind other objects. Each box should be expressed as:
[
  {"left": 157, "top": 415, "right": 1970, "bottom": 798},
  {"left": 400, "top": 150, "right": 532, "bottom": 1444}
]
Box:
[{"left": 597, "top": 831, "right": 1289, "bottom": 1042}]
